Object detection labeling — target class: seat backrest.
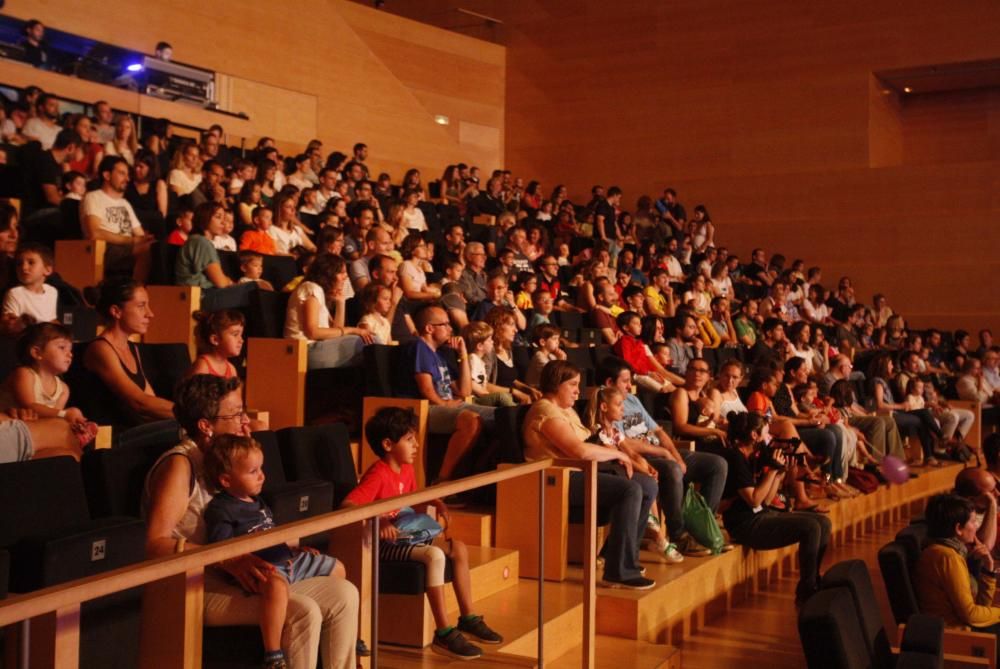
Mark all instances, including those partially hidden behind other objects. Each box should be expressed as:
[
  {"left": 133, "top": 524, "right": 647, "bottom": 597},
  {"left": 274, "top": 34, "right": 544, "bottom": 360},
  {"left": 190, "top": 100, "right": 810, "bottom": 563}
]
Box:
[
  {"left": 896, "top": 522, "right": 928, "bottom": 561},
  {"left": 822, "top": 559, "right": 893, "bottom": 667},
  {"left": 276, "top": 423, "right": 357, "bottom": 506},
  {"left": 495, "top": 404, "right": 531, "bottom": 464},
  {"left": 364, "top": 344, "right": 398, "bottom": 397},
  {"left": 255, "top": 430, "right": 288, "bottom": 487},
  {"left": 262, "top": 255, "right": 298, "bottom": 290},
  {"left": 81, "top": 439, "right": 176, "bottom": 518},
  {"left": 138, "top": 342, "right": 193, "bottom": 399},
  {"left": 878, "top": 540, "right": 921, "bottom": 624},
  {"left": 0, "top": 457, "right": 90, "bottom": 547},
  {"left": 551, "top": 311, "right": 583, "bottom": 332},
  {"left": 149, "top": 241, "right": 180, "bottom": 285},
  {"left": 217, "top": 250, "right": 241, "bottom": 282},
  {"left": 246, "top": 288, "right": 290, "bottom": 339},
  {"left": 798, "top": 587, "right": 873, "bottom": 669}
]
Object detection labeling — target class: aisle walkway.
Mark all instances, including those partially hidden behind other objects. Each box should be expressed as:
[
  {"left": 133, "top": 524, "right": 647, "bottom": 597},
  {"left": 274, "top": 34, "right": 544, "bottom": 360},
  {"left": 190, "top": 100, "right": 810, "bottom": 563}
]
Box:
[{"left": 679, "top": 516, "right": 907, "bottom": 668}]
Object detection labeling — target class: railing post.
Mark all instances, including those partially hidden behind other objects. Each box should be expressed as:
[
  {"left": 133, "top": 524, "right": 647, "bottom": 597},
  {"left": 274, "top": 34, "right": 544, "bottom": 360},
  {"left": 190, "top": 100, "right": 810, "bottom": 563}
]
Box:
[
  {"left": 537, "top": 468, "right": 545, "bottom": 667},
  {"left": 26, "top": 604, "right": 80, "bottom": 669},
  {"left": 139, "top": 569, "right": 204, "bottom": 669},
  {"left": 370, "top": 517, "right": 380, "bottom": 669},
  {"left": 582, "top": 460, "right": 597, "bottom": 669}
]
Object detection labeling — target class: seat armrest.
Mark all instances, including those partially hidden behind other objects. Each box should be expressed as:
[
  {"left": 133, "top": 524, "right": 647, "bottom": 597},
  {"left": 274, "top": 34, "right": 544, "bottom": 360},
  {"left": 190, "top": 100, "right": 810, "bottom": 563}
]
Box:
[{"left": 901, "top": 613, "right": 943, "bottom": 656}]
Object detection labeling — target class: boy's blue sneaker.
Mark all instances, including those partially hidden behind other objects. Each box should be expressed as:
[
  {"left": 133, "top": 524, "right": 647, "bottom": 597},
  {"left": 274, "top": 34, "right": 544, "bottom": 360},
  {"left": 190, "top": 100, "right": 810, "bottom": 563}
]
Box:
[{"left": 458, "top": 614, "right": 503, "bottom": 644}]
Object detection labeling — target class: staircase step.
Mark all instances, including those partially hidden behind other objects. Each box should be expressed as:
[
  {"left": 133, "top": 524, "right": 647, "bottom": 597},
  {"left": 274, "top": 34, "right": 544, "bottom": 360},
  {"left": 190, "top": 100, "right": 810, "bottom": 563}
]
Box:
[
  {"left": 476, "top": 580, "right": 584, "bottom": 663},
  {"left": 549, "top": 635, "right": 681, "bottom": 669},
  {"left": 378, "top": 546, "right": 519, "bottom": 648},
  {"left": 448, "top": 510, "right": 493, "bottom": 547}
]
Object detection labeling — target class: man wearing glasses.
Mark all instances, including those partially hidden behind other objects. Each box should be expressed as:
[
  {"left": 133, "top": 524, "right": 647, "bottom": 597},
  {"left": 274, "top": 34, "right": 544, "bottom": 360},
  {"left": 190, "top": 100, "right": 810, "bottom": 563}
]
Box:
[
  {"left": 457, "top": 242, "right": 489, "bottom": 305},
  {"left": 394, "top": 305, "right": 495, "bottom": 482}
]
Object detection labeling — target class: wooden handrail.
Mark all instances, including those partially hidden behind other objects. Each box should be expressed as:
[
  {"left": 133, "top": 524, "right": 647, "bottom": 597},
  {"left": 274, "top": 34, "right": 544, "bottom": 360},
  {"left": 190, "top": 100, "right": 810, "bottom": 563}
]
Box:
[{"left": 0, "top": 459, "right": 563, "bottom": 628}]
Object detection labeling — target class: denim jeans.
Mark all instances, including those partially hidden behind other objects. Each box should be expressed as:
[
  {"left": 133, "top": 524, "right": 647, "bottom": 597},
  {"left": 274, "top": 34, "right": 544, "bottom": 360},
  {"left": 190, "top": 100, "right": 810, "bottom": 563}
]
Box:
[
  {"left": 646, "top": 450, "right": 728, "bottom": 541},
  {"left": 569, "top": 470, "right": 656, "bottom": 581}
]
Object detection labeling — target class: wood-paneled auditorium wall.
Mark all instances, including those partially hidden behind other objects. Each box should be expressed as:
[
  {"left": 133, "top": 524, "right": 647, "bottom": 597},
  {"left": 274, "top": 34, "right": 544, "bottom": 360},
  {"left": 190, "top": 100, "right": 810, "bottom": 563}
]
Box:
[
  {"left": 502, "top": 1, "right": 1000, "bottom": 333},
  {"left": 5, "top": 0, "right": 505, "bottom": 184}
]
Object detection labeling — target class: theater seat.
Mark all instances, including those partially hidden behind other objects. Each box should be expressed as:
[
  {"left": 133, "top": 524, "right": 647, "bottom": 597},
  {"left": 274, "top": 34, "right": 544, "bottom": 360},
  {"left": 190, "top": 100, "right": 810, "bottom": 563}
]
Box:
[
  {"left": 255, "top": 430, "right": 333, "bottom": 525},
  {"left": 822, "top": 559, "right": 942, "bottom": 667},
  {"left": 798, "top": 587, "right": 889, "bottom": 669},
  {"left": 276, "top": 423, "right": 357, "bottom": 508},
  {"left": 81, "top": 437, "right": 177, "bottom": 518},
  {"left": 0, "top": 456, "right": 146, "bottom": 668}
]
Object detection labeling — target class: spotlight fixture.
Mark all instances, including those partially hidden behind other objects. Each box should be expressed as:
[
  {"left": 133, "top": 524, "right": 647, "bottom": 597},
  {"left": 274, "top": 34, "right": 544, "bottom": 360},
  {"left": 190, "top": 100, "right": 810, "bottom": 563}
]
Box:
[
  {"left": 434, "top": 114, "right": 450, "bottom": 126},
  {"left": 126, "top": 63, "right": 144, "bottom": 73},
  {"left": 903, "top": 86, "right": 912, "bottom": 93}
]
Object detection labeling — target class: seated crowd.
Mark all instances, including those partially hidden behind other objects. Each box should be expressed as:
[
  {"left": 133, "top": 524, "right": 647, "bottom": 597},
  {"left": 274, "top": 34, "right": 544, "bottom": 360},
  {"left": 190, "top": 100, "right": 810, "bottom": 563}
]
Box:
[{"left": 1, "top": 78, "right": 999, "bottom": 667}]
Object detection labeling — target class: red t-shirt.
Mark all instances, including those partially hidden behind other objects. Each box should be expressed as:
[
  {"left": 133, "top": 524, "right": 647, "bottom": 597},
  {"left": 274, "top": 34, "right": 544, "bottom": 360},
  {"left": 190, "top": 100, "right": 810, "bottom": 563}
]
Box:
[
  {"left": 613, "top": 334, "right": 652, "bottom": 375},
  {"left": 343, "top": 459, "right": 416, "bottom": 518}
]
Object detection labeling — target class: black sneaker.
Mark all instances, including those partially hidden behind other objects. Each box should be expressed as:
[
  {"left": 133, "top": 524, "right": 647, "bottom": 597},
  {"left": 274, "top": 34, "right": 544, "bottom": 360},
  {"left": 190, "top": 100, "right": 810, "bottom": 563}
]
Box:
[
  {"left": 355, "top": 639, "right": 371, "bottom": 657},
  {"left": 432, "top": 629, "right": 482, "bottom": 660},
  {"left": 600, "top": 576, "right": 656, "bottom": 590},
  {"left": 263, "top": 655, "right": 288, "bottom": 669},
  {"left": 457, "top": 615, "right": 503, "bottom": 644}
]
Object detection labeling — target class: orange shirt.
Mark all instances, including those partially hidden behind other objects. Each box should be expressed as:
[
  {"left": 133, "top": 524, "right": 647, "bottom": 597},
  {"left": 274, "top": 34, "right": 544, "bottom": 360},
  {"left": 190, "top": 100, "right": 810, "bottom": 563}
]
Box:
[{"left": 239, "top": 229, "right": 277, "bottom": 255}]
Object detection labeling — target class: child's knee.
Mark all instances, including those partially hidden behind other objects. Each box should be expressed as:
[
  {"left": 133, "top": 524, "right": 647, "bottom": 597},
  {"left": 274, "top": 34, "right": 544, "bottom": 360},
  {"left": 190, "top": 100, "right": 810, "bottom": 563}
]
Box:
[
  {"left": 424, "top": 546, "right": 448, "bottom": 587},
  {"left": 456, "top": 410, "right": 483, "bottom": 437},
  {"left": 447, "top": 537, "right": 468, "bottom": 562}
]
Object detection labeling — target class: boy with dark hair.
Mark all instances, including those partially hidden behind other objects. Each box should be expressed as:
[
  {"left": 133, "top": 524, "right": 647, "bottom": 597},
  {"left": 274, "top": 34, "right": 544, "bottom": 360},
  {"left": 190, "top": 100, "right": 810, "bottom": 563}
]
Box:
[
  {"left": 2, "top": 242, "right": 57, "bottom": 332},
  {"left": 343, "top": 407, "right": 502, "bottom": 659}
]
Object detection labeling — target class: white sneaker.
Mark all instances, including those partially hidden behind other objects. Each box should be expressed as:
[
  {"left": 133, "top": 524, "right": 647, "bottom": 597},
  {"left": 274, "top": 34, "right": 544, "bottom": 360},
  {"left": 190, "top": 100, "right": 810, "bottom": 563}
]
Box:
[
  {"left": 646, "top": 513, "right": 660, "bottom": 533},
  {"left": 662, "top": 542, "right": 684, "bottom": 564},
  {"left": 653, "top": 537, "right": 684, "bottom": 564}
]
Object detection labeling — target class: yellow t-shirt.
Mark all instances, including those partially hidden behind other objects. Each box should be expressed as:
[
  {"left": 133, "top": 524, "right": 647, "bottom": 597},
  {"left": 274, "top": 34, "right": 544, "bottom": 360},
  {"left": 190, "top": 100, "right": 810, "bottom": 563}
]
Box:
[
  {"left": 522, "top": 398, "right": 591, "bottom": 461},
  {"left": 644, "top": 286, "right": 667, "bottom": 314}
]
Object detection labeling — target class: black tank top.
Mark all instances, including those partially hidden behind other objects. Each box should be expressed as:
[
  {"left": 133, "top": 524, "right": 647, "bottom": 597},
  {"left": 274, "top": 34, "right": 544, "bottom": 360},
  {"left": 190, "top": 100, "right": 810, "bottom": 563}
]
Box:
[
  {"left": 99, "top": 338, "right": 149, "bottom": 391},
  {"left": 495, "top": 352, "right": 518, "bottom": 388}
]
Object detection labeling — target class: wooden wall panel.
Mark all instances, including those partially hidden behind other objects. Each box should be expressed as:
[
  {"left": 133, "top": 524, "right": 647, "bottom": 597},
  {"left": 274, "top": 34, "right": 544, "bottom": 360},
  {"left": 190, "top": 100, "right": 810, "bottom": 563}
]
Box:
[
  {"left": 6, "top": 0, "right": 505, "bottom": 180},
  {"left": 497, "top": 0, "right": 1000, "bottom": 334}
]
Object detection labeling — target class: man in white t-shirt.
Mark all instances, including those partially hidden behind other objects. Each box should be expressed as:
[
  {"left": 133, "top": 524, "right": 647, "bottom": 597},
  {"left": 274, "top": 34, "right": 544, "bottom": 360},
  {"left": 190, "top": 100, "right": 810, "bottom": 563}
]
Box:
[
  {"left": 80, "top": 156, "right": 154, "bottom": 281},
  {"left": 22, "top": 94, "right": 60, "bottom": 150}
]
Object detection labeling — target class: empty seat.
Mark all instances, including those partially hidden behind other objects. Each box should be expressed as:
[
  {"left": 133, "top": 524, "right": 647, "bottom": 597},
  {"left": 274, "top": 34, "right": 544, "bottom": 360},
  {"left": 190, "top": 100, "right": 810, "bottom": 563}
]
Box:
[
  {"left": 255, "top": 430, "right": 333, "bottom": 525},
  {"left": 277, "top": 424, "right": 358, "bottom": 508},
  {"left": 0, "top": 456, "right": 146, "bottom": 668},
  {"left": 822, "top": 559, "right": 942, "bottom": 666},
  {"left": 82, "top": 438, "right": 177, "bottom": 518}
]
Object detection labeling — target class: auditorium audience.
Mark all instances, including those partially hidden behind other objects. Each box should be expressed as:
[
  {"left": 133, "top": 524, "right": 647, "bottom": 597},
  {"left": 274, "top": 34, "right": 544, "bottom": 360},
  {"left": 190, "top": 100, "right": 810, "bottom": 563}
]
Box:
[{"left": 2, "top": 69, "right": 998, "bottom": 665}]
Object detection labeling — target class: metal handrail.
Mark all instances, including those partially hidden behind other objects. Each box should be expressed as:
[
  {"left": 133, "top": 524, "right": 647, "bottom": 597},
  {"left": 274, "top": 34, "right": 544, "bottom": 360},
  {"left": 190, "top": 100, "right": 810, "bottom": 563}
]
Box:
[{"left": 0, "top": 457, "right": 598, "bottom": 669}]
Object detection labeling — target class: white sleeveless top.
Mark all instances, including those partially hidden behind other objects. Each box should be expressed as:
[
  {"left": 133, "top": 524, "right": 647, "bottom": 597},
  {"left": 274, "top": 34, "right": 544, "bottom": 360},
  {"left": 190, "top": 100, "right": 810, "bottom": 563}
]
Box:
[{"left": 142, "top": 438, "right": 214, "bottom": 545}]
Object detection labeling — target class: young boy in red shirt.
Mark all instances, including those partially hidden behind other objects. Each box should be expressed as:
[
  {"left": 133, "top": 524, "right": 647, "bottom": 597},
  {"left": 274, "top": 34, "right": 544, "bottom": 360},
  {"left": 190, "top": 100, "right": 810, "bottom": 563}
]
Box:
[
  {"left": 342, "top": 407, "right": 502, "bottom": 660},
  {"left": 613, "top": 311, "right": 676, "bottom": 393}
]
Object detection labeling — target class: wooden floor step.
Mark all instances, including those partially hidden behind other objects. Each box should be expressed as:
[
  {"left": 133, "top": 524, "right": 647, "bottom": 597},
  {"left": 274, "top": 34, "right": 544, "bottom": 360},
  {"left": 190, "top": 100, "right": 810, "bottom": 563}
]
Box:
[
  {"left": 448, "top": 509, "right": 494, "bottom": 547},
  {"left": 577, "top": 461, "right": 962, "bottom": 646},
  {"left": 484, "top": 581, "right": 584, "bottom": 662},
  {"left": 379, "top": 546, "right": 519, "bottom": 648},
  {"left": 549, "top": 635, "right": 681, "bottom": 669}
]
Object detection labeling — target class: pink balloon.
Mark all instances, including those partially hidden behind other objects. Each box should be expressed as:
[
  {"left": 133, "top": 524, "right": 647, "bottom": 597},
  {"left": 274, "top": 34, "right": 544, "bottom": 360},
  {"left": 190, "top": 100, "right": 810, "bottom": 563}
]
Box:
[{"left": 880, "top": 455, "right": 909, "bottom": 485}]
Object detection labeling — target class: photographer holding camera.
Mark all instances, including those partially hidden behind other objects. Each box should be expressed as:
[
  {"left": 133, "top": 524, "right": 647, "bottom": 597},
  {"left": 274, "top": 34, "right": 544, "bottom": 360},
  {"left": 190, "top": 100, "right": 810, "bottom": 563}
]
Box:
[{"left": 716, "top": 411, "right": 832, "bottom": 605}]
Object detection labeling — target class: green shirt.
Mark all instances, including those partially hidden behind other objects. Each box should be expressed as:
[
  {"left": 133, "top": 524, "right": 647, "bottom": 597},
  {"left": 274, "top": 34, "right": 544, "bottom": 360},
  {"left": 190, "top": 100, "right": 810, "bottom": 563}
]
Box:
[
  {"left": 734, "top": 316, "right": 759, "bottom": 346},
  {"left": 175, "top": 235, "right": 219, "bottom": 290}
]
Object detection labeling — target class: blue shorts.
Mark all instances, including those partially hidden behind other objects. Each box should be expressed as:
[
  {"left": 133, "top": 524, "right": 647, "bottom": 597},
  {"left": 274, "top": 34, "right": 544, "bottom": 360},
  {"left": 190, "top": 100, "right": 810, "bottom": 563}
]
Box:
[{"left": 275, "top": 551, "right": 336, "bottom": 585}]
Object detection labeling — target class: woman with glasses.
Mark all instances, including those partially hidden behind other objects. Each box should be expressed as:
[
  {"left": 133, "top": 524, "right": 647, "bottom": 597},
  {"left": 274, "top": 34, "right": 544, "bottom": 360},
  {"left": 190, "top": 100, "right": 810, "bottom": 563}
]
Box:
[
  {"left": 669, "top": 359, "right": 727, "bottom": 448},
  {"left": 285, "top": 253, "right": 376, "bottom": 369},
  {"left": 143, "top": 374, "right": 360, "bottom": 669}
]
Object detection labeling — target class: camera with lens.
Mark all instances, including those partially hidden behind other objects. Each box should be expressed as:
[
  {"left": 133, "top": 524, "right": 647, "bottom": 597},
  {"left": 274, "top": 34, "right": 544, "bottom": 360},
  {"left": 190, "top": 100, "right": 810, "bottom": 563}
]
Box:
[{"left": 753, "top": 437, "right": 803, "bottom": 472}]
